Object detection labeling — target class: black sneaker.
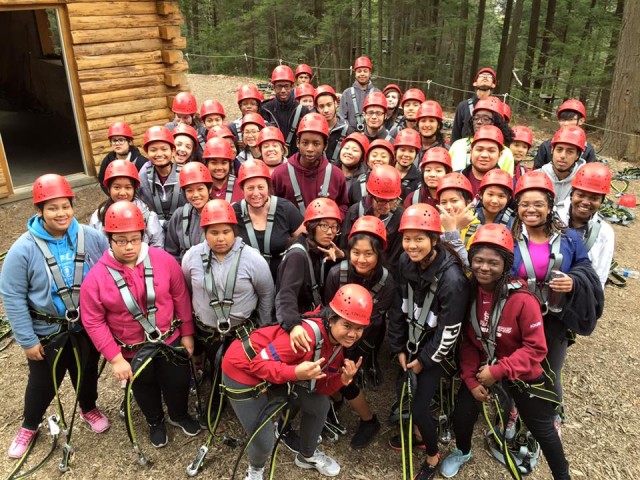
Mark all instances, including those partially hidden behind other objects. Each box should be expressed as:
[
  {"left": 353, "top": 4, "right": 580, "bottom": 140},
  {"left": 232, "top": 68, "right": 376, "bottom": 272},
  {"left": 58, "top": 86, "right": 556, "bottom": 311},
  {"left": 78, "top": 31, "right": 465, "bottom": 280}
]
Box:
[
  {"left": 167, "top": 416, "right": 202, "bottom": 437},
  {"left": 274, "top": 421, "right": 301, "bottom": 453},
  {"left": 350, "top": 415, "right": 381, "bottom": 449},
  {"left": 388, "top": 432, "right": 426, "bottom": 451},
  {"left": 413, "top": 458, "right": 439, "bottom": 480},
  {"left": 149, "top": 419, "right": 168, "bottom": 448}
]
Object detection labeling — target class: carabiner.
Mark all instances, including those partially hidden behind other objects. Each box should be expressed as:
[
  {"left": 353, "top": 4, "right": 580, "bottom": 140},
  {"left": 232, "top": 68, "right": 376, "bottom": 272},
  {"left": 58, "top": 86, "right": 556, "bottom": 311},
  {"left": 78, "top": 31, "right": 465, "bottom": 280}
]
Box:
[
  {"left": 65, "top": 308, "right": 80, "bottom": 323},
  {"left": 145, "top": 327, "right": 163, "bottom": 344},
  {"left": 217, "top": 319, "right": 232, "bottom": 335},
  {"left": 186, "top": 445, "right": 208, "bottom": 477}
]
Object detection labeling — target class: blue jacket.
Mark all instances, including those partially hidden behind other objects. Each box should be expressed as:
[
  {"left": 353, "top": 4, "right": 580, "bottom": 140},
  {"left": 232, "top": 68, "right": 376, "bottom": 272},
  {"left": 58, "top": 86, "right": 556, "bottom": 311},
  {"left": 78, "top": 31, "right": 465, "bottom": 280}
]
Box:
[{"left": 0, "top": 217, "right": 108, "bottom": 348}]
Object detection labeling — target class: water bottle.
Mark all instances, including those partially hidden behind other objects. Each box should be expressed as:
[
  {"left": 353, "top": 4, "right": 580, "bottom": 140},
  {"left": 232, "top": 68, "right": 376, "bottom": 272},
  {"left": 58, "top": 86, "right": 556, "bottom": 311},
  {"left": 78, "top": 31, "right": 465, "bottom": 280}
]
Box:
[
  {"left": 613, "top": 267, "right": 640, "bottom": 279},
  {"left": 547, "top": 270, "right": 566, "bottom": 313}
]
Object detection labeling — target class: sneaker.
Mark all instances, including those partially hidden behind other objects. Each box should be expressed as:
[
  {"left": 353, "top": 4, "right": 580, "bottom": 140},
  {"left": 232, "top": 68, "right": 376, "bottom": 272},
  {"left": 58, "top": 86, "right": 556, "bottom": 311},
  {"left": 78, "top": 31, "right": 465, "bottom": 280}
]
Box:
[
  {"left": 505, "top": 410, "right": 518, "bottom": 442},
  {"left": 295, "top": 450, "right": 340, "bottom": 477},
  {"left": 8, "top": 427, "right": 38, "bottom": 459},
  {"left": 244, "top": 465, "right": 264, "bottom": 480},
  {"left": 389, "top": 432, "right": 426, "bottom": 451},
  {"left": 149, "top": 420, "right": 168, "bottom": 448},
  {"left": 413, "top": 456, "right": 440, "bottom": 480},
  {"left": 80, "top": 408, "right": 110, "bottom": 433},
  {"left": 167, "top": 416, "right": 202, "bottom": 437},
  {"left": 440, "top": 448, "right": 472, "bottom": 478},
  {"left": 350, "top": 415, "right": 380, "bottom": 449},
  {"left": 274, "top": 421, "right": 301, "bottom": 453}
]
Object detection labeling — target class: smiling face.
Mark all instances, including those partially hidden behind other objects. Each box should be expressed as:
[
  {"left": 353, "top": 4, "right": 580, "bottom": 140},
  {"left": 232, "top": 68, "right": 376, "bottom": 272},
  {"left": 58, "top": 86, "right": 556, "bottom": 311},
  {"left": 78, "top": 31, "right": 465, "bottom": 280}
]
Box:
[
  {"left": 38, "top": 198, "right": 74, "bottom": 238},
  {"left": 395, "top": 147, "right": 417, "bottom": 168},
  {"left": 517, "top": 190, "right": 551, "bottom": 228},
  {"left": 108, "top": 177, "right": 135, "bottom": 202},
  {"left": 316, "top": 95, "right": 337, "bottom": 123},
  {"left": 418, "top": 117, "right": 439, "bottom": 138},
  {"left": 402, "top": 229, "right": 434, "bottom": 263},
  {"left": 242, "top": 125, "right": 261, "bottom": 148},
  {"left": 371, "top": 195, "right": 396, "bottom": 217},
  {"left": 299, "top": 96, "right": 315, "bottom": 110},
  {"left": 423, "top": 163, "right": 448, "bottom": 189},
  {"left": 509, "top": 140, "right": 529, "bottom": 163},
  {"left": 206, "top": 158, "right": 231, "bottom": 181},
  {"left": 471, "top": 246, "right": 505, "bottom": 290},
  {"left": 439, "top": 189, "right": 468, "bottom": 216},
  {"left": 174, "top": 135, "right": 195, "bottom": 165},
  {"left": 339, "top": 140, "right": 363, "bottom": 168},
  {"left": 367, "top": 147, "right": 392, "bottom": 168},
  {"left": 184, "top": 183, "right": 210, "bottom": 210},
  {"left": 571, "top": 188, "right": 603, "bottom": 223},
  {"left": 471, "top": 140, "right": 501, "bottom": 174},
  {"left": 146, "top": 141, "right": 174, "bottom": 167},
  {"left": 402, "top": 100, "right": 421, "bottom": 121},
  {"left": 364, "top": 107, "right": 385, "bottom": 130},
  {"left": 205, "top": 223, "right": 235, "bottom": 256},
  {"left": 481, "top": 185, "right": 510, "bottom": 215},
  {"left": 386, "top": 91, "right": 399, "bottom": 110},
  {"left": 204, "top": 114, "right": 224, "bottom": 130},
  {"left": 242, "top": 177, "right": 270, "bottom": 208},
  {"left": 260, "top": 140, "right": 285, "bottom": 166},
  {"left": 355, "top": 67, "right": 371, "bottom": 86},
  {"left": 350, "top": 237, "right": 379, "bottom": 277},
  {"left": 329, "top": 317, "right": 365, "bottom": 348}
]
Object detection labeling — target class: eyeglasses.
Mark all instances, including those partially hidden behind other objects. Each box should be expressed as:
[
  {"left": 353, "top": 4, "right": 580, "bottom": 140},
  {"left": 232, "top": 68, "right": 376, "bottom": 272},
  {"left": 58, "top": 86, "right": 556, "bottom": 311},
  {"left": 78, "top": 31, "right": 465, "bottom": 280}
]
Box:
[
  {"left": 243, "top": 129, "right": 260, "bottom": 136},
  {"left": 517, "top": 202, "right": 547, "bottom": 210},
  {"left": 111, "top": 237, "right": 142, "bottom": 247},
  {"left": 472, "top": 115, "right": 493, "bottom": 125},
  {"left": 477, "top": 73, "right": 495, "bottom": 80},
  {"left": 273, "top": 83, "right": 292, "bottom": 91},
  {"left": 372, "top": 196, "right": 397, "bottom": 204},
  {"left": 317, "top": 223, "right": 341, "bottom": 234},
  {"left": 365, "top": 111, "right": 385, "bottom": 118},
  {"left": 110, "top": 138, "right": 128, "bottom": 145}
]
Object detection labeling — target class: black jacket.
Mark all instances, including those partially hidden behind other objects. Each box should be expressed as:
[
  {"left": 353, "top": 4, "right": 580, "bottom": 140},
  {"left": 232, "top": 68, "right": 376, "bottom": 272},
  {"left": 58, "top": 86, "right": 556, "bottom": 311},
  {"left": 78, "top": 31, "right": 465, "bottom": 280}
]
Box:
[
  {"left": 98, "top": 146, "right": 148, "bottom": 193},
  {"left": 451, "top": 94, "right": 479, "bottom": 144},
  {"left": 260, "top": 93, "right": 310, "bottom": 156}
]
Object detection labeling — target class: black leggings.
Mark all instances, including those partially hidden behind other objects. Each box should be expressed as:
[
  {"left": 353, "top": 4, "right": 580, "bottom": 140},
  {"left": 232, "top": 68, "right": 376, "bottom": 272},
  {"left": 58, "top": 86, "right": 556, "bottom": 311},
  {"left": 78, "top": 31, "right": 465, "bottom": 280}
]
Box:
[
  {"left": 23, "top": 331, "right": 99, "bottom": 430},
  {"left": 452, "top": 383, "right": 570, "bottom": 480},
  {"left": 412, "top": 365, "right": 445, "bottom": 457}
]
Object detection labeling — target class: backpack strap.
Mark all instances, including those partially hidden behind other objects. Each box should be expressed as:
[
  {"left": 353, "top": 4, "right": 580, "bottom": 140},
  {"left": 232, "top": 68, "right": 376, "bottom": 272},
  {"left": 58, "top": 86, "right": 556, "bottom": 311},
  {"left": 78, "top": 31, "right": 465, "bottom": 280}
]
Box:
[
  {"left": 411, "top": 189, "right": 420, "bottom": 205},
  {"left": 338, "top": 260, "right": 349, "bottom": 286},
  {"left": 359, "top": 174, "right": 367, "bottom": 200}
]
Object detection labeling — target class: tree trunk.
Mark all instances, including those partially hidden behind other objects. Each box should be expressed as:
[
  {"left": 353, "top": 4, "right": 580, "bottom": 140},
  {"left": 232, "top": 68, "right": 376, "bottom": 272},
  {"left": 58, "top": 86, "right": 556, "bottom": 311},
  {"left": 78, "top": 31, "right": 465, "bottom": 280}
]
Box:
[
  {"left": 564, "top": 0, "right": 597, "bottom": 99},
  {"left": 522, "top": 0, "right": 541, "bottom": 91},
  {"left": 532, "top": 0, "right": 556, "bottom": 92},
  {"left": 498, "top": 0, "right": 524, "bottom": 94},
  {"left": 453, "top": 0, "right": 469, "bottom": 105},
  {"left": 469, "top": 0, "right": 486, "bottom": 85},
  {"left": 377, "top": 0, "right": 383, "bottom": 71},
  {"left": 602, "top": 0, "right": 640, "bottom": 160},
  {"left": 496, "top": 0, "right": 513, "bottom": 86},
  {"left": 597, "top": 0, "right": 624, "bottom": 122}
]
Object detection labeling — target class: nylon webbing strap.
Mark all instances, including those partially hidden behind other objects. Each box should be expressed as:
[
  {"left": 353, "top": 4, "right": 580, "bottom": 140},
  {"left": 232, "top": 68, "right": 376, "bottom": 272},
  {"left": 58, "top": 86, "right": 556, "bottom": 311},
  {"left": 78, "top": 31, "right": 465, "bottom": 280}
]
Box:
[
  {"left": 497, "top": 208, "right": 515, "bottom": 227},
  {"left": 330, "top": 124, "right": 350, "bottom": 162},
  {"left": 107, "top": 255, "right": 161, "bottom": 342},
  {"left": 406, "top": 274, "right": 440, "bottom": 355},
  {"left": 286, "top": 243, "right": 322, "bottom": 306},
  {"left": 31, "top": 227, "right": 85, "bottom": 321},
  {"left": 350, "top": 87, "right": 365, "bottom": 131},
  {"left": 300, "top": 319, "right": 342, "bottom": 393},
  {"left": 338, "top": 260, "right": 388, "bottom": 299},
  {"left": 147, "top": 166, "right": 180, "bottom": 221},
  {"left": 464, "top": 223, "right": 479, "bottom": 248},
  {"left": 412, "top": 189, "right": 420, "bottom": 205},
  {"left": 339, "top": 260, "right": 349, "bottom": 286},
  {"left": 358, "top": 200, "right": 365, "bottom": 218},
  {"left": 225, "top": 175, "right": 236, "bottom": 203},
  {"left": 285, "top": 105, "right": 304, "bottom": 148},
  {"left": 182, "top": 204, "right": 194, "bottom": 250},
  {"left": 240, "top": 196, "right": 278, "bottom": 263},
  {"left": 359, "top": 174, "right": 367, "bottom": 200},
  {"left": 287, "top": 163, "right": 306, "bottom": 215},
  {"left": 318, "top": 165, "right": 332, "bottom": 198},
  {"left": 200, "top": 245, "right": 244, "bottom": 334},
  {"left": 517, "top": 232, "right": 562, "bottom": 305},
  {"left": 583, "top": 216, "right": 602, "bottom": 251},
  {"left": 467, "top": 98, "right": 474, "bottom": 117}
]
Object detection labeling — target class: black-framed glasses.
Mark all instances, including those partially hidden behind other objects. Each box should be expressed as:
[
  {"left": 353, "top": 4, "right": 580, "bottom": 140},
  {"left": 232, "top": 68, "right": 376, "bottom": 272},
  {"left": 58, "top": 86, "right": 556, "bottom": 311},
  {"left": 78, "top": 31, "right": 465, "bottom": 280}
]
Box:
[
  {"left": 112, "top": 237, "right": 142, "bottom": 247},
  {"left": 317, "top": 223, "right": 341, "bottom": 234},
  {"left": 372, "top": 195, "right": 397, "bottom": 204},
  {"left": 472, "top": 115, "right": 493, "bottom": 125}
]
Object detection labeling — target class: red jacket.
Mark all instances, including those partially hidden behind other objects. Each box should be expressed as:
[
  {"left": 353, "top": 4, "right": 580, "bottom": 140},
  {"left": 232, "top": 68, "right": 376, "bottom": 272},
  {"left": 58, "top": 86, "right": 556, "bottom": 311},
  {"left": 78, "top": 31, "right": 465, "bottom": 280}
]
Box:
[
  {"left": 271, "top": 153, "right": 349, "bottom": 216},
  {"left": 460, "top": 285, "right": 547, "bottom": 392},
  {"left": 222, "top": 316, "right": 345, "bottom": 396}
]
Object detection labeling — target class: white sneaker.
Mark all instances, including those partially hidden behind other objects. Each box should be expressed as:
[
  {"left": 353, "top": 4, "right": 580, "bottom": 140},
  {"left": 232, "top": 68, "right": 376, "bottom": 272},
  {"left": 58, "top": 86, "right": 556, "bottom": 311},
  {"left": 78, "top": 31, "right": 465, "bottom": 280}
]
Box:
[
  {"left": 244, "top": 465, "right": 264, "bottom": 480},
  {"left": 295, "top": 450, "right": 340, "bottom": 477}
]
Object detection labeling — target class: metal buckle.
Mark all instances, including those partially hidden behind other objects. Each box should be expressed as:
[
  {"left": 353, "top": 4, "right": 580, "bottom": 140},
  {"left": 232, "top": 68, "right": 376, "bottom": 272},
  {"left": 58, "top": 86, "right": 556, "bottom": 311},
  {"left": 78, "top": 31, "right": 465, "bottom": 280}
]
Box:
[
  {"left": 145, "top": 327, "right": 163, "bottom": 343},
  {"left": 65, "top": 308, "right": 80, "bottom": 323},
  {"left": 406, "top": 340, "right": 419, "bottom": 355},
  {"left": 217, "top": 320, "right": 231, "bottom": 335}
]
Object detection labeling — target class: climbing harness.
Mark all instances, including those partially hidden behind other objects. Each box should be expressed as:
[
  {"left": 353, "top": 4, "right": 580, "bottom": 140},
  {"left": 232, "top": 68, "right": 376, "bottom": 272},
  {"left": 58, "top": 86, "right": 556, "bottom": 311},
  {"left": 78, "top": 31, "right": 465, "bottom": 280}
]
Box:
[
  {"left": 398, "top": 369, "right": 417, "bottom": 480},
  {"left": 283, "top": 243, "right": 323, "bottom": 307},
  {"left": 5, "top": 415, "right": 61, "bottom": 480},
  {"left": 286, "top": 163, "right": 332, "bottom": 215},
  {"left": 330, "top": 123, "right": 350, "bottom": 163},
  {"left": 240, "top": 197, "right": 278, "bottom": 266},
  {"left": 607, "top": 259, "right": 627, "bottom": 288},
  {"left": 181, "top": 204, "right": 204, "bottom": 255},
  {"left": 350, "top": 87, "right": 365, "bottom": 132},
  {"left": 285, "top": 104, "right": 304, "bottom": 150},
  {"left": 599, "top": 198, "right": 635, "bottom": 226},
  {"left": 146, "top": 165, "right": 180, "bottom": 222}
]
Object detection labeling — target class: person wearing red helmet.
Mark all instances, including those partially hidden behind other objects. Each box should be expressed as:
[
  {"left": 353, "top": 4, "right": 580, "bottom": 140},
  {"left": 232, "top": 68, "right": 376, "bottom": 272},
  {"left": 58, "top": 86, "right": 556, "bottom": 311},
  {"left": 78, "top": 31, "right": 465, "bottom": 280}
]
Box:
[
  {"left": 257, "top": 126, "right": 288, "bottom": 173},
  {"left": 437, "top": 173, "right": 481, "bottom": 251},
  {"left": 383, "top": 84, "right": 403, "bottom": 134},
  {"left": 336, "top": 132, "right": 369, "bottom": 192},
  {"left": 232, "top": 159, "right": 305, "bottom": 281},
  {"left": 208, "top": 124, "right": 239, "bottom": 158},
  {"left": 166, "top": 91, "right": 207, "bottom": 150},
  {"left": 229, "top": 85, "right": 264, "bottom": 148},
  {"left": 474, "top": 168, "right": 516, "bottom": 229},
  {"left": 540, "top": 125, "right": 588, "bottom": 205},
  {"left": 91, "top": 160, "right": 164, "bottom": 248},
  {"left": 509, "top": 125, "right": 534, "bottom": 181},
  {"left": 271, "top": 113, "right": 349, "bottom": 216},
  {"left": 164, "top": 162, "right": 213, "bottom": 263},
  {"left": 172, "top": 123, "right": 202, "bottom": 165},
  {"left": 387, "top": 204, "right": 468, "bottom": 479},
  {"left": 360, "top": 91, "right": 396, "bottom": 143},
  {"left": 405, "top": 147, "right": 452, "bottom": 208},
  {"left": 533, "top": 99, "right": 596, "bottom": 169},
  {"left": 202, "top": 137, "right": 243, "bottom": 203},
  {"left": 339, "top": 56, "right": 381, "bottom": 131},
  {"left": 295, "top": 63, "right": 314, "bottom": 85},
  {"left": 237, "top": 112, "right": 266, "bottom": 164},
  {"left": 315, "top": 85, "right": 349, "bottom": 164},
  {"left": 450, "top": 96, "right": 515, "bottom": 175},
  {"left": 511, "top": 171, "right": 603, "bottom": 426},
  {"left": 416, "top": 100, "right": 447, "bottom": 161},
  {"left": 397, "top": 88, "right": 426, "bottom": 132},
  {"left": 393, "top": 128, "right": 422, "bottom": 200},
  {"left": 138, "top": 126, "right": 186, "bottom": 229},
  {"left": 97, "top": 121, "right": 149, "bottom": 193},
  {"left": 80, "top": 202, "right": 199, "bottom": 448},
  {"left": 0, "top": 175, "right": 111, "bottom": 459},
  {"left": 555, "top": 163, "right": 614, "bottom": 288},
  {"left": 451, "top": 67, "right": 498, "bottom": 143},
  {"left": 199, "top": 99, "right": 226, "bottom": 131},
  {"left": 439, "top": 225, "right": 570, "bottom": 480},
  {"left": 260, "top": 65, "right": 310, "bottom": 156},
  {"left": 348, "top": 138, "right": 396, "bottom": 205},
  {"left": 295, "top": 83, "right": 317, "bottom": 111},
  {"left": 221, "top": 285, "right": 372, "bottom": 479}
]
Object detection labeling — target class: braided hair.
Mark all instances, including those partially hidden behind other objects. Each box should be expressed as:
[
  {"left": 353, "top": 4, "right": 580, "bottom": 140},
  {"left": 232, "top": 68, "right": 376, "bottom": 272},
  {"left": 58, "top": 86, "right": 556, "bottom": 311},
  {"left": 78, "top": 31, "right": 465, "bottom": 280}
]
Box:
[{"left": 511, "top": 191, "right": 567, "bottom": 241}]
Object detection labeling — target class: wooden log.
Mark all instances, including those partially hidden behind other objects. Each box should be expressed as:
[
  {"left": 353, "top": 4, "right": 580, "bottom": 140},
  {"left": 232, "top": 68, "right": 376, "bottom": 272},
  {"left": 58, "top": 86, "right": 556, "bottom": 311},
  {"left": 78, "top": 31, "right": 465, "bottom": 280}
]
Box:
[
  {"left": 167, "top": 60, "right": 189, "bottom": 73},
  {"left": 73, "top": 37, "right": 186, "bottom": 56},
  {"left": 162, "top": 50, "right": 183, "bottom": 64},
  {"left": 85, "top": 97, "right": 167, "bottom": 121},
  {"left": 86, "top": 108, "right": 171, "bottom": 132},
  {"left": 78, "top": 63, "right": 165, "bottom": 82},
  {"left": 83, "top": 85, "right": 170, "bottom": 107},
  {"left": 69, "top": 13, "right": 183, "bottom": 31},
  {"left": 164, "top": 72, "right": 185, "bottom": 87},
  {"left": 67, "top": 2, "right": 156, "bottom": 16},
  {"left": 159, "top": 26, "right": 181, "bottom": 40},
  {"left": 157, "top": 2, "right": 180, "bottom": 15},
  {"left": 71, "top": 27, "right": 158, "bottom": 45},
  {"left": 76, "top": 51, "right": 162, "bottom": 71},
  {"left": 90, "top": 119, "right": 166, "bottom": 144},
  {"left": 80, "top": 74, "right": 165, "bottom": 94}
]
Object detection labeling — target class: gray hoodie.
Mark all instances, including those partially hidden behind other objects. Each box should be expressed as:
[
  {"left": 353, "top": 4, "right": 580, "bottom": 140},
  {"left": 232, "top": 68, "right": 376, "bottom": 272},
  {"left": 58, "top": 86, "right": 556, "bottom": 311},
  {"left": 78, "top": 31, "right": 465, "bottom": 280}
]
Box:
[{"left": 540, "top": 158, "right": 585, "bottom": 206}]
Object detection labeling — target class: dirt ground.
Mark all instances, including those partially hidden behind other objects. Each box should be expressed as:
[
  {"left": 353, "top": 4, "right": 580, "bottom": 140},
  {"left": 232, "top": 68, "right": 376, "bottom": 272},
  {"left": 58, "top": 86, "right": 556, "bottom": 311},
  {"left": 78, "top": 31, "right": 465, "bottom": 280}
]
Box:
[{"left": 0, "top": 74, "right": 638, "bottom": 479}]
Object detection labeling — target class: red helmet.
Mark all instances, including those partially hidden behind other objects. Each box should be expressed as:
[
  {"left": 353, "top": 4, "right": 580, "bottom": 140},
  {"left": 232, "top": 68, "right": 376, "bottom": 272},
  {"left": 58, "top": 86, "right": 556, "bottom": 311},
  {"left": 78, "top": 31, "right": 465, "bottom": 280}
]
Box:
[
  {"left": 303, "top": 197, "right": 342, "bottom": 224},
  {"left": 257, "top": 126, "right": 285, "bottom": 149},
  {"left": 416, "top": 100, "right": 443, "bottom": 122},
  {"left": 479, "top": 169, "right": 514, "bottom": 194},
  {"left": 363, "top": 91, "right": 388, "bottom": 112},
  {"left": 353, "top": 56, "right": 373, "bottom": 71},
  {"left": 470, "top": 223, "right": 514, "bottom": 253},
  {"left": 348, "top": 215, "right": 388, "bottom": 249},
  {"left": 172, "top": 123, "right": 198, "bottom": 146},
  {"left": 237, "top": 85, "right": 264, "bottom": 104},
  {"left": 104, "top": 202, "right": 145, "bottom": 233},
  {"left": 383, "top": 84, "right": 402, "bottom": 96},
  {"left": 551, "top": 125, "right": 586, "bottom": 152},
  {"left": 329, "top": 283, "right": 373, "bottom": 326},
  {"left": 367, "top": 165, "right": 401, "bottom": 199},
  {"left": 341, "top": 132, "right": 369, "bottom": 156},
  {"left": 103, "top": 160, "right": 140, "bottom": 188},
  {"left": 297, "top": 112, "right": 329, "bottom": 140},
  {"left": 241, "top": 113, "right": 266, "bottom": 131},
  {"left": 557, "top": 99, "right": 586, "bottom": 119},
  {"left": 472, "top": 125, "right": 505, "bottom": 149},
  {"left": 32, "top": 174, "right": 74, "bottom": 204},
  {"left": 420, "top": 147, "right": 452, "bottom": 172},
  {"left": 295, "top": 83, "right": 316, "bottom": 101},
  {"left": 171, "top": 91, "right": 197, "bottom": 115},
  {"left": 143, "top": 126, "right": 175, "bottom": 151},
  {"left": 368, "top": 139, "right": 395, "bottom": 162},
  {"left": 502, "top": 103, "right": 511, "bottom": 123},
  {"left": 474, "top": 97, "right": 504, "bottom": 118},
  {"left": 295, "top": 64, "right": 313, "bottom": 78},
  {"left": 202, "top": 137, "right": 234, "bottom": 161},
  {"left": 394, "top": 128, "right": 421, "bottom": 151},
  {"left": 514, "top": 171, "right": 556, "bottom": 199},
  {"left": 314, "top": 85, "right": 338, "bottom": 104},
  {"left": 474, "top": 67, "right": 497, "bottom": 82},
  {"left": 179, "top": 161, "right": 213, "bottom": 189},
  {"left": 108, "top": 121, "right": 133, "bottom": 139},
  {"left": 571, "top": 163, "right": 611, "bottom": 195},
  {"left": 271, "top": 65, "right": 295, "bottom": 84},
  {"left": 619, "top": 194, "right": 637, "bottom": 208},
  {"left": 200, "top": 99, "right": 226, "bottom": 120},
  {"left": 200, "top": 199, "right": 237, "bottom": 227},
  {"left": 512, "top": 126, "right": 533, "bottom": 147},
  {"left": 237, "top": 159, "right": 271, "bottom": 187},
  {"left": 399, "top": 203, "right": 441, "bottom": 233},
  {"left": 401, "top": 88, "right": 426, "bottom": 106},
  {"left": 436, "top": 172, "right": 474, "bottom": 200},
  {"left": 207, "top": 125, "right": 235, "bottom": 142}
]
